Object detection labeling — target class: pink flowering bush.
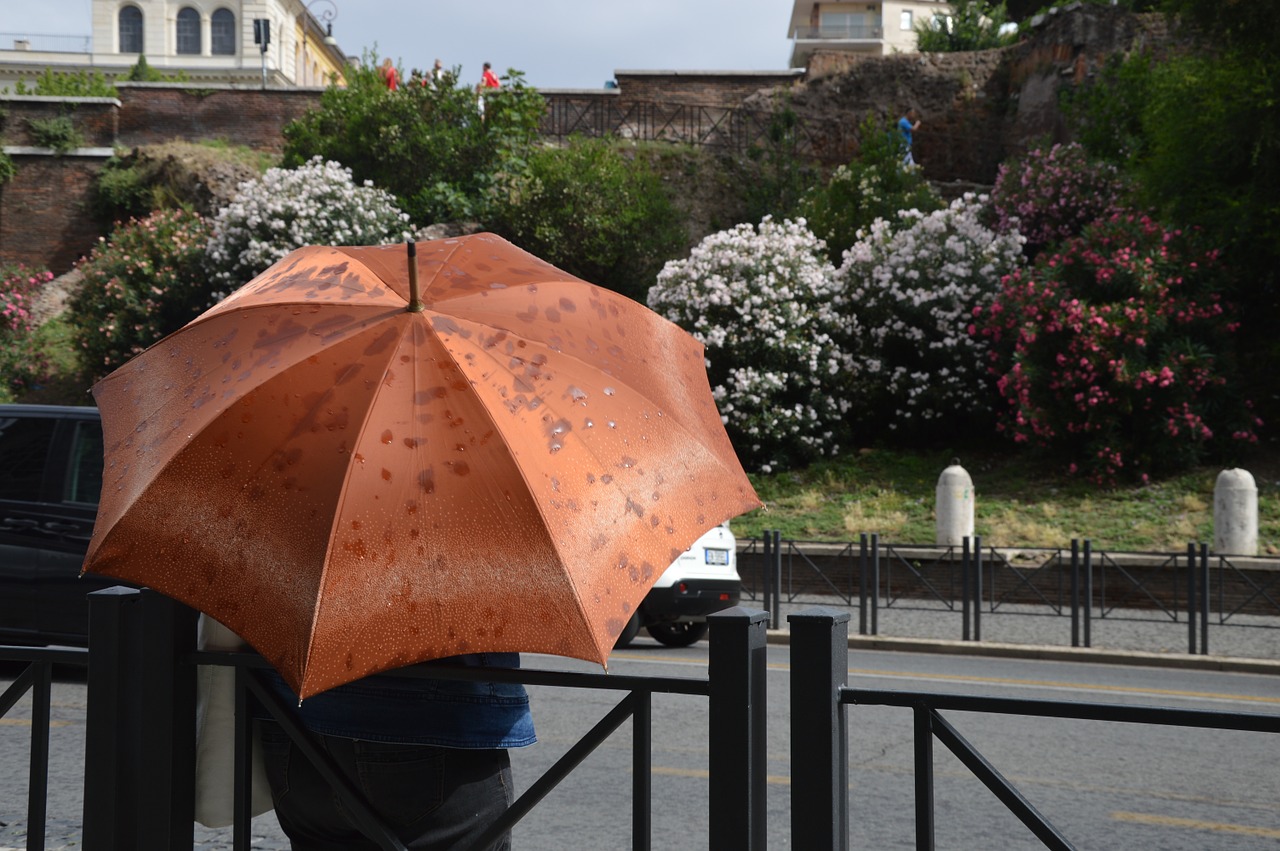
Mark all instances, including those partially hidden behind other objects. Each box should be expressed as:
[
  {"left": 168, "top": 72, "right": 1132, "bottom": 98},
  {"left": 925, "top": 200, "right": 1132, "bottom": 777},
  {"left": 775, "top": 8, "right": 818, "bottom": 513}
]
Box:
[
  {"left": 0, "top": 265, "right": 55, "bottom": 397},
  {"left": 647, "top": 217, "right": 854, "bottom": 473},
  {"left": 989, "top": 142, "right": 1129, "bottom": 260},
  {"left": 835, "top": 193, "right": 1025, "bottom": 441},
  {"left": 976, "top": 213, "right": 1259, "bottom": 484},
  {"left": 70, "top": 209, "right": 214, "bottom": 379}
]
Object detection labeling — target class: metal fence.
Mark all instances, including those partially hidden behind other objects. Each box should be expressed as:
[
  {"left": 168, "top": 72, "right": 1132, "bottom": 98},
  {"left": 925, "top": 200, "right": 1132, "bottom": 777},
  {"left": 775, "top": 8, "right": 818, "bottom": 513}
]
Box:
[
  {"left": 539, "top": 98, "right": 854, "bottom": 162},
  {"left": 1, "top": 588, "right": 770, "bottom": 851},
  {"left": 743, "top": 532, "right": 1280, "bottom": 655},
  {"left": 788, "top": 608, "right": 1280, "bottom": 850}
]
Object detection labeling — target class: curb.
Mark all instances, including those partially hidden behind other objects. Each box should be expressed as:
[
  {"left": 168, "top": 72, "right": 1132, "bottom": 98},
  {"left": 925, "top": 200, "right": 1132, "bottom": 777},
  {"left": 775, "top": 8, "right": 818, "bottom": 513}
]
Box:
[{"left": 763, "top": 629, "right": 1280, "bottom": 676}]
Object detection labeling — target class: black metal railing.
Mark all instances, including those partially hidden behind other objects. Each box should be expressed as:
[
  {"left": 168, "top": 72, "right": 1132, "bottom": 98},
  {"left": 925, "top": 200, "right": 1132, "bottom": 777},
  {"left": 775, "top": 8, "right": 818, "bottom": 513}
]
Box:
[
  {"left": 787, "top": 607, "right": 1280, "bottom": 850},
  {"left": 0, "top": 645, "right": 88, "bottom": 851},
  {"left": 538, "top": 98, "right": 851, "bottom": 161},
  {"left": 740, "top": 532, "right": 1279, "bottom": 653},
  {"left": 70, "top": 588, "right": 769, "bottom": 851}
]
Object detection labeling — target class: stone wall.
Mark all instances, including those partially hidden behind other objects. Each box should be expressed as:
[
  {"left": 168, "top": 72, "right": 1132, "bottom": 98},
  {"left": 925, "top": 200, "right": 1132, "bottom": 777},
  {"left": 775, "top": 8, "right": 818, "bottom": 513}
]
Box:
[{"left": 0, "top": 152, "right": 108, "bottom": 272}]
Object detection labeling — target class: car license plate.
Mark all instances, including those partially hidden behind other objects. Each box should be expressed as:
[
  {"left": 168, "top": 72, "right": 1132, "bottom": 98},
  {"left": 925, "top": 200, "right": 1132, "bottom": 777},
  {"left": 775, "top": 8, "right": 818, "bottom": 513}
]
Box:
[{"left": 704, "top": 548, "right": 729, "bottom": 566}]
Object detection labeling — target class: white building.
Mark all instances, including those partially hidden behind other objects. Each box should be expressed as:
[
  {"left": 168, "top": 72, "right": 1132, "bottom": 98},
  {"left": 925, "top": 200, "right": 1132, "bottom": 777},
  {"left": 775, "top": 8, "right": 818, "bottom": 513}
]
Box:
[
  {"left": 0, "top": 0, "right": 350, "bottom": 90},
  {"left": 788, "top": 1, "right": 955, "bottom": 66}
]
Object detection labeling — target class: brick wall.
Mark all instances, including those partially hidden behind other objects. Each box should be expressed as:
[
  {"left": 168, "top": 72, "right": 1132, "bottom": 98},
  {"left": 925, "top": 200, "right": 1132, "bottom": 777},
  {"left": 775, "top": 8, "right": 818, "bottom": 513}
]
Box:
[
  {"left": 612, "top": 71, "right": 804, "bottom": 108},
  {"left": 115, "top": 84, "right": 324, "bottom": 151},
  {"left": 0, "top": 152, "right": 108, "bottom": 272},
  {"left": 0, "top": 96, "right": 118, "bottom": 148}
]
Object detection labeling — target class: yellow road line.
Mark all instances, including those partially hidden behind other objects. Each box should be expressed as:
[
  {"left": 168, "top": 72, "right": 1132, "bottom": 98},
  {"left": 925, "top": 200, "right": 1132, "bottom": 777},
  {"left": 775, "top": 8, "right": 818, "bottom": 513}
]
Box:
[
  {"left": 846, "top": 668, "right": 1280, "bottom": 706},
  {"left": 0, "top": 718, "right": 72, "bottom": 727},
  {"left": 610, "top": 651, "right": 1280, "bottom": 706},
  {"left": 1111, "top": 811, "right": 1280, "bottom": 839}
]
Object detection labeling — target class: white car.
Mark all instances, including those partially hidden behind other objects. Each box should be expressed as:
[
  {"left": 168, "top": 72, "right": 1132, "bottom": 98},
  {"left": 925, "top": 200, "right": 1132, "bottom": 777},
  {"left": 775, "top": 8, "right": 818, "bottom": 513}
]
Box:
[{"left": 615, "top": 524, "right": 740, "bottom": 647}]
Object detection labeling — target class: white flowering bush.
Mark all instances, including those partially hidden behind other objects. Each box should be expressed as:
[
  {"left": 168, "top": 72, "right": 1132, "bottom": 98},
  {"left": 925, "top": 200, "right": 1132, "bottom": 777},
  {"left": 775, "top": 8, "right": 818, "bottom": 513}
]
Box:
[
  {"left": 835, "top": 193, "right": 1025, "bottom": 440},
  {"left": 206, "top": 156, "right": 411, "bottom": 295},
  {"left": 647, "top": 217, "right": 855, "bottom": 473}
]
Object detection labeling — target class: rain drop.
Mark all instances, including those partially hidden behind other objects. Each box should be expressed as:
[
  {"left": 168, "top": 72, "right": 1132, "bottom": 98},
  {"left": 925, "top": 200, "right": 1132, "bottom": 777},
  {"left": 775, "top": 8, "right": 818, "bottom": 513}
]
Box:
[
  {"left": 607, "top": 421, "right": 617, "bottom": 429},
  {"left": 584, "top": 419, "right": 594, "bottom": 429},
  {"left": 603, "top": 387, "right": 616, "bottom": 396},
  {"left": 381, "top": 430, "right": 394, "bottom": 444}
]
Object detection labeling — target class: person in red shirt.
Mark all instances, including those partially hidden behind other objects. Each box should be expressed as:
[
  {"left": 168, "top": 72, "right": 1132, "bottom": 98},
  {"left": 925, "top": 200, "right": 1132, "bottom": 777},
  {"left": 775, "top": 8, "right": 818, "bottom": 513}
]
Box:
[
  {"left": 378, "top": 57, "right": 399, "bottom": 91},
  {"left": 480, "top": 62, "right": 500, "bottom": 90}
]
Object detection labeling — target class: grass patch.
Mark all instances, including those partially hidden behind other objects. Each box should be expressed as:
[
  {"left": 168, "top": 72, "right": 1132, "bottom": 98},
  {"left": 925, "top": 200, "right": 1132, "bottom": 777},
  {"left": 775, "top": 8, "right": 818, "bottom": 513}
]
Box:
[{"left": 733, "top": 447, "right": 1280, "bottom": 554}]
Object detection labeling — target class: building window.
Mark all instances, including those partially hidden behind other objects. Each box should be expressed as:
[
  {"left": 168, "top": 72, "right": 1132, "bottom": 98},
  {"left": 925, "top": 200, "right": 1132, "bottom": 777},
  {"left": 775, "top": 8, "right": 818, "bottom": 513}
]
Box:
[
  {"left": 820, "top": 11, "right": 868, "bottom": 38},
  {"left": 118, "top": 5, "right": 143, "bottom": 53},
  {"left": 901, "top": 10, "right": 913, "bottom": 30},
  {"left": 211, "top": 9, "right": 236, "bottom": 55},
  {"left": 176, "top": 7, "right": 201, "bottom": 55}
]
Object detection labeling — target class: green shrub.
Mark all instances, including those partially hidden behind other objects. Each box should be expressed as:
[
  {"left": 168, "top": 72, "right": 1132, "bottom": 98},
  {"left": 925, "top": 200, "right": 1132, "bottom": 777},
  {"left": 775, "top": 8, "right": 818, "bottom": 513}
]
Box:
[
  {"left": 487, "top": 138, "right": 685, "bottom": 302},
  {"left": 69, "top": 209, "right": 214, "bottom": 379},
  {"left": 282, "top": 56, "right": 545, "bottom": 225},
  {"left": 12, "top": 69, "right": 117, "bottom": 98},
  {"left": 799, "top": 116, "right": 942, "bottom": 263},
  {"left": 0, "top": 151, "right": 14, "bottom": 186},
  {"left": 27, "top": 115, "right": 84, "bottom": 154},
  {"left": 0, "top": 265, "right": 55, "bottom": 400}
]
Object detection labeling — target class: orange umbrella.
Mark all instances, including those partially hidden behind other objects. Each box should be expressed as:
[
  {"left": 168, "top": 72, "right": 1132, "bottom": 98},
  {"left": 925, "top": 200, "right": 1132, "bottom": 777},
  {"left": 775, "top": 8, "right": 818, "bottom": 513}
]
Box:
[{"left": 81, "top": 234, "right": 760, "bottom": 699}]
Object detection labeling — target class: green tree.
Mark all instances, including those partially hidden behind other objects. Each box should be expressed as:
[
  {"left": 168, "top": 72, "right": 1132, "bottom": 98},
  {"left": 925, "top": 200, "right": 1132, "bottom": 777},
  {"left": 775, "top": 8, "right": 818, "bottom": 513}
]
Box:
[
  {"left": 282, "top": 56, "right": 546, "bottom": 225},
  {"left": 487, "top": 137, "right": 685, "bottom": 303},
  {"left": 915, "top": 0, "right": 1017, "bottom": 52},
  {"left": 12, "top": 68, "right": 116, "bottom": 97}
]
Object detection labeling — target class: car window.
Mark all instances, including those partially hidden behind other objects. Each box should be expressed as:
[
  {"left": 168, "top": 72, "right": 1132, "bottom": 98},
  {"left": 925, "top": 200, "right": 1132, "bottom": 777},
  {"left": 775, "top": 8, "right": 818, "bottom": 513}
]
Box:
[
  {"left": 67, "top": 419, "right": 104, "bottom": 505},
  {"left": 0, "top": 416, "right": 55, "bottom": 500}
]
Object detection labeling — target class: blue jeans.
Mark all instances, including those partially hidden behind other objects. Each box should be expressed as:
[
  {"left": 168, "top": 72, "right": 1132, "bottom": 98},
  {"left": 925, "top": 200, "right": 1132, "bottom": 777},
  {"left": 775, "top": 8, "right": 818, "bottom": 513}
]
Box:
[{"left": 258, "top": 721, "right": 514, "bottom": 850}]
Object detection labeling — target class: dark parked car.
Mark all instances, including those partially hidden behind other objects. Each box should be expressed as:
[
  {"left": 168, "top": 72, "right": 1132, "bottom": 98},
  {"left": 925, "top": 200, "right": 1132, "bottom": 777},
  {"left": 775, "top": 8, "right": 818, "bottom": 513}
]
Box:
[{"left": 0, "top": 404, "right": 110, "bottom": 646}]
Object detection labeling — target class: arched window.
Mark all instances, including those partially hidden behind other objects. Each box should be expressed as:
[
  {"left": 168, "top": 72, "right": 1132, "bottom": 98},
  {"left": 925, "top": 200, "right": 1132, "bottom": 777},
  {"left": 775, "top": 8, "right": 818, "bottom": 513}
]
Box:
[
  {"left": 118, "top": 6, "right": 143, "bottom": 54},
  {"left": 211, "top": 9, "right": 236, "bottom": 55},
  {"left": 176, "top": 7, "right": 201, "bottom": 55}
]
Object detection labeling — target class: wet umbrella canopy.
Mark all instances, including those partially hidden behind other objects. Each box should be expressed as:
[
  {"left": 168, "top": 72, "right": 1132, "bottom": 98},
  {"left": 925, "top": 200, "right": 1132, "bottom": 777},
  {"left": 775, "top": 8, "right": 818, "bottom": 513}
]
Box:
[{"left": 81, "top": 234, "right": 760, "bottom": 698}]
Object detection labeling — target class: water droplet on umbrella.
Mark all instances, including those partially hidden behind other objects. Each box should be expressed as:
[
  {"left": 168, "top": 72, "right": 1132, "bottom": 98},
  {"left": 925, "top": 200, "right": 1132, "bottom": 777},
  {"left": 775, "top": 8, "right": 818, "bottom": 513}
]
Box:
[
  {"left": 603, "top": 387, "right": 615, "bottom": 396},
  {"left": 584, "top": 419, "right": 594, "bottom": 428},
  {"left": 381, "top": 430, "right": 393, "bottom": 444},
  {"left": 607, "top": 421, "right": 617, "bottom": 429}
]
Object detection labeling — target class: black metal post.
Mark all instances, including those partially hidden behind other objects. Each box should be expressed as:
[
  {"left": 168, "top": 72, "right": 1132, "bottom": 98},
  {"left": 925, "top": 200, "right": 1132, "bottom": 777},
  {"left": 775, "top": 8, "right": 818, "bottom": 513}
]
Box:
[
  {"left": 1187, "top": 542, "right": 1197, "bottom": 655},
  {"left": 136, "top": 591, "right": 198, "bottom": 850},
  {"left": 788, "top": 608, "right": 850, "bottom": 851},
  {"left": 83, "top": 587, "right": 144, "bottom": 850},
  {"left": 1070, "top": 540, "right": 1080, "bottom": 648},
  {"left": 973, "top": 536, "right": 982, "bottom": 643},
  {"left": 913, "top": 705, "right": 935, "bottom": 850},
  {"left": 28, "top": 660, "right": 52, "bottom": 851},
  {"left": 870, "top": 534, "right": 879, "bottom": 635},
  {"left": 1199, "top": 543, "right": 1210, "bottom": 656},
  {"left": 708, "top": 607, "right": 769, "bottom": 851},
  {"left": 1083, "top": 540, "right": 1093, "bottom": 647},
  {"left": 234, "top": 666, "right": 254, "bottom": 851},
  {"left": 772, "top": 530, "right": 783, "bottom": 630},
  {"left": 762, "top": 531, "right": 773, "bottom": 622},
  {"left": 633, "top": 691, "right": 652, "bottom": 850},
  {"left": 961, "top": 538, "right": 971, "bottom": 642},
  {"left": 858, "top": 534, "right": 869, "bottom": 636}
]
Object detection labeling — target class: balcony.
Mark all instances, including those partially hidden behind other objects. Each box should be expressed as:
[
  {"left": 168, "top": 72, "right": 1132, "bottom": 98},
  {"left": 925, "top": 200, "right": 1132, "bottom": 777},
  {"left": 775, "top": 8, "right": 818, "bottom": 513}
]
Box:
[{"left": 789, "top": 23, "right": 887, "bottom": 67}]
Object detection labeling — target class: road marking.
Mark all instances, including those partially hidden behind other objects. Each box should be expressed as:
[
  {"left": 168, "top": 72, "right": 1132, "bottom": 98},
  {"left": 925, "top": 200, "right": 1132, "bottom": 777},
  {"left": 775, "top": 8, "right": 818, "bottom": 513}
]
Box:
[
  {"left": 845, "top": 668, "right": 1280, "bottom": 706},
  {"left": 1111, "top": 811, "right": 1280, "bottom": 838},
  {"left": 0, "top": 718, "right": 73, "bottom": 727},
  {"left": 610, "top": 651, "right": 1280, "bottom": 707}
]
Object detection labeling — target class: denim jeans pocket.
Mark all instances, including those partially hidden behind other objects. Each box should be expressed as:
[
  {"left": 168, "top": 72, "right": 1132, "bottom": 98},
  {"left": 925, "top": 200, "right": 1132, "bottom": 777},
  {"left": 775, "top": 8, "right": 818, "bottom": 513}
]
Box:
[{"left": 350, "top": 740, "right": 447, "bottom": 830}]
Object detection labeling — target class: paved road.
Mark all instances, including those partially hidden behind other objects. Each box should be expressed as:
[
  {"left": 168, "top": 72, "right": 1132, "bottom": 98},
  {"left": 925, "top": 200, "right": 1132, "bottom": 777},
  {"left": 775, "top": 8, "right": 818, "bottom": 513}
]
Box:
[{"left": 3, "top": 629, "right": 1278, "bottom": 850}]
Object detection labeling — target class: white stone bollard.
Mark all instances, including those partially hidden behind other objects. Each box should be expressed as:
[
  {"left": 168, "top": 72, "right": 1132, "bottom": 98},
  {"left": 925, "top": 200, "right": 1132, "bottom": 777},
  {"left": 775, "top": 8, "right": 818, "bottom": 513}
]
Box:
[
  {"left": 1213, "top": 468, "right": 1258, "bottom": 555},
  {"left": 935, "top": 459, "right": 975, "bottom": 546}
]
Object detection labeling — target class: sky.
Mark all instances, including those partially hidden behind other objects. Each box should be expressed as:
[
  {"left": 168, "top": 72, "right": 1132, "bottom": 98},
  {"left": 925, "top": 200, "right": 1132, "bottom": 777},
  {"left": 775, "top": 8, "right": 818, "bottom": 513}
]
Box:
[{"left": 16, "top": 0, "right": 798, "bottom": 90}]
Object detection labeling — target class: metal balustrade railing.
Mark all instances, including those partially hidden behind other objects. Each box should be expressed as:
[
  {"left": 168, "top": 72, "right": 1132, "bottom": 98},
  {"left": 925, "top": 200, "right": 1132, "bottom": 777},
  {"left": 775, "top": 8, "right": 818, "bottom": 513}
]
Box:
[
  {"left": 788, "top": 608, "right": 1280, "bottom": 850},
  {"left": 66, "top": 588, "right": 769, "bottom": 851},
  {"left": 742, "top": 531, "right": 1280, "bottom": 654}
]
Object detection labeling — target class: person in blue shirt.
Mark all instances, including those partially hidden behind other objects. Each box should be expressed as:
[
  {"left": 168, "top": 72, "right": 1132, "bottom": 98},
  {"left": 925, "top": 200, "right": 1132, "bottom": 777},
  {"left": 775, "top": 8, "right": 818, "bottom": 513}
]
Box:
[
  {"left": 255, "top": 653, "right": 534, "bottom": 850},
  {"left": 898, "top": 108, "right": 921, "bottom": 167}
]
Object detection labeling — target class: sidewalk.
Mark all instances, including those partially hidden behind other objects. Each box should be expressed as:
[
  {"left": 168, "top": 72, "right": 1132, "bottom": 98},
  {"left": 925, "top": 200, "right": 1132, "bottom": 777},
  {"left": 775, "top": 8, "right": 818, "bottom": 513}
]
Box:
[{"left": 754, "top": 596, "right": 1280, "bottom": 676}]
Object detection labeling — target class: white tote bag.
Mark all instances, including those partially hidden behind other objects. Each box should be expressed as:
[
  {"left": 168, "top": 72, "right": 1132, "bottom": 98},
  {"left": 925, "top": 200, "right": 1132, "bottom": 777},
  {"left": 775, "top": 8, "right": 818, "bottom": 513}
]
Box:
[{"left": 194, "top": 614, "right": 275, "bottom": 827}]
